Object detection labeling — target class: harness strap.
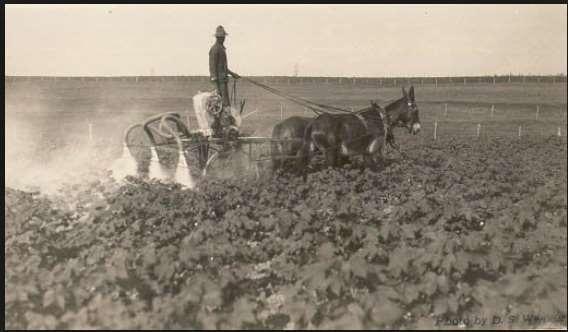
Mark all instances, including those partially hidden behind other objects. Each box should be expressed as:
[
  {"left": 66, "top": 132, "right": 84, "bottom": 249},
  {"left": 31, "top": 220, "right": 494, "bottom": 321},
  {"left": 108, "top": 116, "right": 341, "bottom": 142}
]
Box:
[
  {"left": 379, "top": 111, "right": 400, "bottom": 153},
  {"left": 343, "top": 110, "right": 384, "bottom": 147},
  {"left": 354, "top": 113, "right": 369, "bottom": 131}
]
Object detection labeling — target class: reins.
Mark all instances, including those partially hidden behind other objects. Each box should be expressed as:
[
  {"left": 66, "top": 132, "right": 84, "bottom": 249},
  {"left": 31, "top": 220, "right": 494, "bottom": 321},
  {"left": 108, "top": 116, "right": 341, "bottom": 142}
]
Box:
[
  {"left": 236, "top": 73, "right": 399, "bottom": 119},
  {"left": 238, "top": 75, "right": 353, "bottom": 115}
]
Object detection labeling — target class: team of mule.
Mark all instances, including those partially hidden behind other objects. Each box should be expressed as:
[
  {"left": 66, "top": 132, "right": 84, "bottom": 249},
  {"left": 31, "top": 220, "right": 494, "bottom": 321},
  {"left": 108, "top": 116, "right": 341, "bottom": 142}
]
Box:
[{"left": 271, "top": 86, "right": 421, "bottom": 175}]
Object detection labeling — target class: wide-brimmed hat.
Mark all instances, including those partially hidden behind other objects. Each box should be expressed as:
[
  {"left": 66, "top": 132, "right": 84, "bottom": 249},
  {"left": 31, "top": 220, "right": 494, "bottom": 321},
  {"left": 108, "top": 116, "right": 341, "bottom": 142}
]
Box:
[{"left": 215, "top": 25, "right": 228, "bottom": 37}]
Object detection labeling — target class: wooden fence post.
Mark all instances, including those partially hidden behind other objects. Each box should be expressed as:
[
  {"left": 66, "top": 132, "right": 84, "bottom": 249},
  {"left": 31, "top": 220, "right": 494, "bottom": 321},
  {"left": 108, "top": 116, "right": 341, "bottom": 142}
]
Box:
[
  {"left": 435, "top": 78, "right": 438, "bottom": 88},
  {"left": 493, "top": 76, "right": 496, "bottom": 85},
  {"left": 464, "top": 77, "right": 466, "bottom": 86},
  {"left": 280, "top": 104, "right": 283, "bottom": 120},
  {"left": 558, "top": 127, "right": 562, "bottom": 137},
  {"left": 477, "top": 123, "right": 481, "bottom": 138},
  {"left": 536, "top": 105, "right": 539, "bottom": 120},
  {"left": 518, "top": 126, "right": 522, "bottom": 139},
  {"left": 434, "top": 120, "right": 438, "bottom": 140},
  {"left": 491, "top": 105, "right": 495, "bottom": 118},
  {"left": 444, "top": 103, "right": 448, "bottom": 117}
]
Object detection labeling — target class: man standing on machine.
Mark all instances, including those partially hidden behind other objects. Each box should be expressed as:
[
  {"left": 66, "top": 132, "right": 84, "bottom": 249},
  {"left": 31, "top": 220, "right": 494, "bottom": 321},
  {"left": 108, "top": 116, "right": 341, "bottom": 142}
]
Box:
[{"left": 208, "top": 25, "right": 241, "bottom": 138}]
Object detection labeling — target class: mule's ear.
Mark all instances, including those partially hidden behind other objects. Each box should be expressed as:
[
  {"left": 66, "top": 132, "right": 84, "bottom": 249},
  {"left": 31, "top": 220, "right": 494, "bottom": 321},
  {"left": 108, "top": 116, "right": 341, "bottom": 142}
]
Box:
[
  {"left": 370, "top": 100, "right": 377, "bottom": 107},
  {"left": 409, "top": 86, "right": 415, "bottom": 99},
  {"left": 402, "top": 87, "right": 408, "bottom": 98}
]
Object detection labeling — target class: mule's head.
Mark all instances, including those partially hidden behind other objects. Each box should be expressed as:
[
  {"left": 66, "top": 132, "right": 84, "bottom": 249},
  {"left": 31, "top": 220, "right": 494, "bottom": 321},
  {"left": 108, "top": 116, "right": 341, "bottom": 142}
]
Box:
[
  {"left": 369, "top": 100, "right": 379, "bottom": 113},
  {"left": 370, "top": 100, "right": 380, "bottom": 109},
  {"left": 402, "top": 86, "right": 421, "bottom": 135},
  {"left": 393, "top": 86, "right": 421, "bottom": 135}
]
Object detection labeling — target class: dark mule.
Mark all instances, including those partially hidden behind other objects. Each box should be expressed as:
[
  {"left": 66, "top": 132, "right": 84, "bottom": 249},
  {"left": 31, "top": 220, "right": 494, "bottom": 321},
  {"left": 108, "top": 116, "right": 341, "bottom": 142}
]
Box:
[
  {"left": 295, "top": 86, "right": 421, "bottom": 178},
  {"left": 271, "top": 116, "right": 312, "bottom": 172},
  {"left": 296, "top": 101, "right": 387, "bottom": 178},
  {"left": 384, "top": 86, "right": 421, "bottom": 148}
]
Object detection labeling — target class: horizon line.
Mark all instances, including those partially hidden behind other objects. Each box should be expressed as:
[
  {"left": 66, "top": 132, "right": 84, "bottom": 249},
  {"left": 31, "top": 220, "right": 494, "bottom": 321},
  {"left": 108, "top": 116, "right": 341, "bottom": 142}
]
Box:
[{"left": 5, "top": 73, "right": 567, "bottom": 78}]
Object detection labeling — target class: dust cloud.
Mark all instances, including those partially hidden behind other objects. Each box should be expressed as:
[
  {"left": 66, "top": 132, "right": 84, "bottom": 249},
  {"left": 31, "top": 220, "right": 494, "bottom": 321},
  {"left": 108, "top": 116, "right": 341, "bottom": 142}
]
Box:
[
  {"left": 5, "top": 96, "right": 136, "bottom": 196},
  {"left": 6, "top": 113, "right": 113, "bottom": 196},
  {"left": 5, "top": 103, "right": 198, "bottom": 196}
]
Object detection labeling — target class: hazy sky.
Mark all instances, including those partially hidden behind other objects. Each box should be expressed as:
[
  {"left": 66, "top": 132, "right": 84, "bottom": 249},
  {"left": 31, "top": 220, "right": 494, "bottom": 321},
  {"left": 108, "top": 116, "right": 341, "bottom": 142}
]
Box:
[{"left": 5, "top": 4, "right": 567, "bottom": 77}]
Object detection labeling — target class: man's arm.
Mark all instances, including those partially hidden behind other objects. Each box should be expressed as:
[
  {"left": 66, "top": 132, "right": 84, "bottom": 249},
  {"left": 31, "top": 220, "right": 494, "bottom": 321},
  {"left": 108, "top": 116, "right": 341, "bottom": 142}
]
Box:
[{"left": 228, "top": 69, "right": 240, "bottom": 79}]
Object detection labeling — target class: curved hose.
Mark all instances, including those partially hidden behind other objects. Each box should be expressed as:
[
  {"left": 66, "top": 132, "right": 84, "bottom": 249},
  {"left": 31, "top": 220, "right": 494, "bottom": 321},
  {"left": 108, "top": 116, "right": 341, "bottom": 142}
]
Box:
[
  {"left": 123, "top": 123, "right": 144, "bottom": 145},
  {"left": 142, "top": 112, "right": 181, "bottom": 143},
  {"left": 158, "top": 116, "right": 177, "bottom": 139},
  {"left": 158, "top": 115, "right": 185, "bottom": 152}
]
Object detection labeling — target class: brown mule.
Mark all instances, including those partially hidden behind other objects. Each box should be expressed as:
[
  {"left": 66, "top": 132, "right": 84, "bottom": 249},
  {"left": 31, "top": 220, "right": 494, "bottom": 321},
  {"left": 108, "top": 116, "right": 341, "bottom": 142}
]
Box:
[
  {"left": 271, "top": 116, "right": 313, "bottom": 172},
  {"left": 296, "top": 101, "right": 387, "bottom": 179}
]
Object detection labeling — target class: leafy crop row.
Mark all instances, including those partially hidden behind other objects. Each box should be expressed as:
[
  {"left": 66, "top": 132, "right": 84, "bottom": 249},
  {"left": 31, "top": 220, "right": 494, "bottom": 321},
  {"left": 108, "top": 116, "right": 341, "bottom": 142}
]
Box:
[{"left": 5, "top": 136, "right": 567, "bottom": 329}]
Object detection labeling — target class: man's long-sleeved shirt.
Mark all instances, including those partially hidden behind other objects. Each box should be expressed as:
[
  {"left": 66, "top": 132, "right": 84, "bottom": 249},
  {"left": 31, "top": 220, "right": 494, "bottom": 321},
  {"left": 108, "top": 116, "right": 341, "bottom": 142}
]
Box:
[{"left": 209, "top": 41, "right": 229, "bottom": 82}]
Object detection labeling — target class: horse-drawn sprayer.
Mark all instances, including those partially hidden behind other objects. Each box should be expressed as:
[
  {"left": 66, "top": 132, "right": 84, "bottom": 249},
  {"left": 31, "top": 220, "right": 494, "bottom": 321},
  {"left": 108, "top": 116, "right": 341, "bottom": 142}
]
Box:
[
  {"left": 110, "top": 78, "right": 303, "bottom": 187},
  {"left": 110, "top": 75, "right": 422, "bottom": 188}
]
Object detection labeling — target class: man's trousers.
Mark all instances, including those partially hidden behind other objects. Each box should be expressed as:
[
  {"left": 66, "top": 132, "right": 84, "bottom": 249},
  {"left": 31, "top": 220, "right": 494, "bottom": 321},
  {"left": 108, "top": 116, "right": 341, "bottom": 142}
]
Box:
[{"left": 213, "top": 80, "right": 231, "bottom": 107}]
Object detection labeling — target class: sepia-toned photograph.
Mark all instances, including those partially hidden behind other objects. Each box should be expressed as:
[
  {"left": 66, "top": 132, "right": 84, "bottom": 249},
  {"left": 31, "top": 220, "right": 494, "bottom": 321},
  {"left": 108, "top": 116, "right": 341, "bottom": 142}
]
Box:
[{"left": 5, "top": 4, "right": 567, "bottom": 330}]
